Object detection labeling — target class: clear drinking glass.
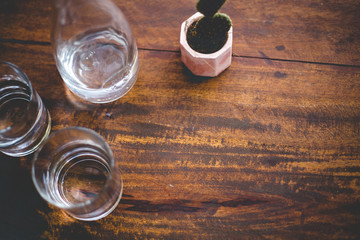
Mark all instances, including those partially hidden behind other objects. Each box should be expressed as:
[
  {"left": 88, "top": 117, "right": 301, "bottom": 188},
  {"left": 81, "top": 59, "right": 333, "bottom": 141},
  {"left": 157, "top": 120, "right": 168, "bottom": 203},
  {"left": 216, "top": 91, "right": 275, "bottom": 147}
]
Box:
[
  {"left": 52, "top": 0, "right": 139, "bottom": 103},
  {"left": 0, "top": 62, "right": 51, "bottom": 157},
  {"left": 32, "top": 127, "right": 123, "bottom": 221}
]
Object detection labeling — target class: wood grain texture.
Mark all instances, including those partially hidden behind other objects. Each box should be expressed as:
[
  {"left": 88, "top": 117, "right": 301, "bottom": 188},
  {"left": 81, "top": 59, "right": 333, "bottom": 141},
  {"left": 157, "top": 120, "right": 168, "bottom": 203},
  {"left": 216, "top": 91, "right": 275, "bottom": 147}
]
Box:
[
  {"left": 1, "top": 0, "right": 360, "bottom": 65},
  {"left": 1, "top": 0, "right": 360, "bottom": 239},
  {"left": 0, "top": 41, "right": 359, "bottom": 239}
]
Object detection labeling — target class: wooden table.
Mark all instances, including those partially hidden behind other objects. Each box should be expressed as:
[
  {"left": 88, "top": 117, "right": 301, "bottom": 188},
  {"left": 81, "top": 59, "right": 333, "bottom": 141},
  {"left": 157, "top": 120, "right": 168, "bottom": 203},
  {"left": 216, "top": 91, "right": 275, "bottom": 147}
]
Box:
[{"left": 1, "top": 0, "right": 360, "bottom": 239}]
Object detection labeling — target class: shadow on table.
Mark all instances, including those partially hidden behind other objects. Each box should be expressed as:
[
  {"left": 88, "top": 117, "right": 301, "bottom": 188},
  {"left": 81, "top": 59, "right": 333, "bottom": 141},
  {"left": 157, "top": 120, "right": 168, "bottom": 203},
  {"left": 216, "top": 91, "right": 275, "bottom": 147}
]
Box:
[
  {"left": 182, "top": 65, "right": 213, "bottom": 84},
  {"left": 0, "top": 153, "right": 49, "bottom": 240}
]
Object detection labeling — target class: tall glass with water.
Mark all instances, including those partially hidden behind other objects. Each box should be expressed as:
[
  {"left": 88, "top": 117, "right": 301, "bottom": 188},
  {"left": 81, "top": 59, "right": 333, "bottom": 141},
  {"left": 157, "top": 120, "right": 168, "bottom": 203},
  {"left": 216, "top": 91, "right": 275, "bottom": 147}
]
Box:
[
  {"left": 32, "top": 127, "right": 123, "bottom": 221},
  {"left": 0, "top": 62, "right": 51, "bottom": 157},
  {"left": 52, "top": 0, "right": 139, "bottom": 103}
]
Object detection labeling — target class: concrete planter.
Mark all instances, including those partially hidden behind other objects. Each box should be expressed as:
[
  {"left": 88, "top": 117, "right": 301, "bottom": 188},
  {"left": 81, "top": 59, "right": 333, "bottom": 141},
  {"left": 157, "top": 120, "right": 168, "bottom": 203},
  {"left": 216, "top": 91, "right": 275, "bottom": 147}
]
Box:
[{"left": 180, "top": 12, "right": 233, "bottom": 77}]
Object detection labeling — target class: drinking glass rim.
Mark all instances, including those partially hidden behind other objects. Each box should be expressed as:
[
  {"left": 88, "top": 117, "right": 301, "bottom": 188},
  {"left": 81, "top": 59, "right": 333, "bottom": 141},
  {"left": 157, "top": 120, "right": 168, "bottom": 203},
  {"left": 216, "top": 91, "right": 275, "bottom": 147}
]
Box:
[
  {"left": 31, "top": 126, "right": 121, "bottom": 210},
  {"left": 0, "top": 61, "right": 34, "bottom": 96},
  {"left": 0, "top": 61, "right": 40, "bottom": 149}
]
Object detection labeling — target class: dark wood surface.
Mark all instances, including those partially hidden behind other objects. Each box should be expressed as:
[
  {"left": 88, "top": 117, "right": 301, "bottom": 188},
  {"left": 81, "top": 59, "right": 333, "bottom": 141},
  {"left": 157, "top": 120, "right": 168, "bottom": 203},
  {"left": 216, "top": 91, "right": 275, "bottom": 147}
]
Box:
[{"left": 1, "top": 0, "right": 360, "bottom": 239}]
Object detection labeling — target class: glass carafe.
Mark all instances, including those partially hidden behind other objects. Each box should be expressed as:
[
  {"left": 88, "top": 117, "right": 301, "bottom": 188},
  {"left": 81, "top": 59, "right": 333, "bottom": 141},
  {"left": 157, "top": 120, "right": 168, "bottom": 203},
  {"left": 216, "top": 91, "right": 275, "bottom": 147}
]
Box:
[{"left": 52, "top": 0, "right": 139, "bottom": 103}]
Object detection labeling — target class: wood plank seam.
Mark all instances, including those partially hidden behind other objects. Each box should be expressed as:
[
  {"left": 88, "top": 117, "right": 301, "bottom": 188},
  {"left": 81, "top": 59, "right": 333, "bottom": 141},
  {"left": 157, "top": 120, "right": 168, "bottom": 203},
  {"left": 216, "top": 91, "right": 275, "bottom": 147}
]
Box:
[{"left": 1, "top": 39, "right": 360, "bottom": 69}]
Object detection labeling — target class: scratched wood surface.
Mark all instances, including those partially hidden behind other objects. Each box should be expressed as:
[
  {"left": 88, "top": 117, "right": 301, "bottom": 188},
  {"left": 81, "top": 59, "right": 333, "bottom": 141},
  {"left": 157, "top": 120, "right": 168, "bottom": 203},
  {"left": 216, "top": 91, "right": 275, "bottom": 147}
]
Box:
[{"left": 1, "top": 0, "right": 360, "bottom": 239}]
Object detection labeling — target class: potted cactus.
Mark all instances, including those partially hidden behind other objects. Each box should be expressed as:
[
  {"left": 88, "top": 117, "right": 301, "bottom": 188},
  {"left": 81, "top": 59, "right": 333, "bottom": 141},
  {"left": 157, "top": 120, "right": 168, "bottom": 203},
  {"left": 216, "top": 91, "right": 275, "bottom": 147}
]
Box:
[{"left": 180, "top": 0, "right": 233, "bottom": 77}]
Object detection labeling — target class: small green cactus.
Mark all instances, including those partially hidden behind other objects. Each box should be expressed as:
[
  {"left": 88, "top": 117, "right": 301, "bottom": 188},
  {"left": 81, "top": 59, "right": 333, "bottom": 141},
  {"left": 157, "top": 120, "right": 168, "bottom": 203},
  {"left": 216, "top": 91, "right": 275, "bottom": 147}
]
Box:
[{"left": 187, "top": 0, "right": 232, "bottom": 54}]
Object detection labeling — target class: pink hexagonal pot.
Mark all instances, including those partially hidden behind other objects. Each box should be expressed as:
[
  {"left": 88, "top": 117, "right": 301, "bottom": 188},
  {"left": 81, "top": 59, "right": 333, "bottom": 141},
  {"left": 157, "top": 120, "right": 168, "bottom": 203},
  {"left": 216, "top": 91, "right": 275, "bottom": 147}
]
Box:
[{"left": 180, "top": 12, "right": 233, "bottom": 77}]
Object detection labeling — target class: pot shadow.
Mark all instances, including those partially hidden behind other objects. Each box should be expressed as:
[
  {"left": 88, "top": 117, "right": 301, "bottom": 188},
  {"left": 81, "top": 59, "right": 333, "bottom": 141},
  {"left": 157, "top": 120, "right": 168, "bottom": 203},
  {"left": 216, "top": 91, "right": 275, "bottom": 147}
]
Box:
[{"left": 181, "top": 63, "right": 213, "bottom": 84}]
